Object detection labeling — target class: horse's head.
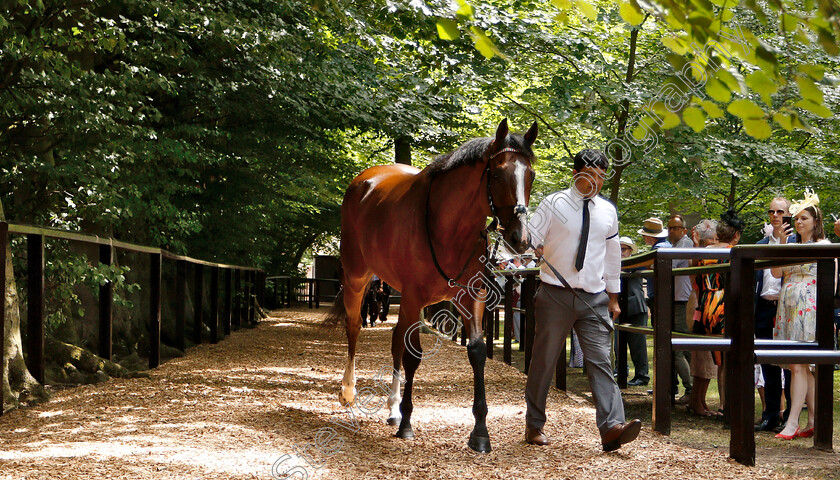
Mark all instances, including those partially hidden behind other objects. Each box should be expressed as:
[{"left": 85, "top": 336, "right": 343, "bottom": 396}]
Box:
[{"left": 485, "top": 119, "right": 538, "bottom": 254}]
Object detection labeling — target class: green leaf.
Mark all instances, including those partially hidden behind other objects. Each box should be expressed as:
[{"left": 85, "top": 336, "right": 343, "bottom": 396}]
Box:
[
  {"left": 795, "top": 75, "right": 824, "bottom": 104},
  {"left": 470, "top": 27, "right": 496, "bottom": 59},
  {"left": 726, "top": 99, "right": 764, "bottom": 119},
  {"left": 619, "top": 1, "right": 644, "bottom": 26},
  {"left": 705, "top": 77, "right": 731, "bottom": 103},
  {"left": 698, "top": 99, "right": 724, "bottom": 118},
  {"left": 716, "top": 68, "right": 742, "bottom": 93},
  {"left": 455, "top": 0, "right": 474, "bottom": 18},
  {"left": 745, "top": 71, "right": 777, "bottom": 105},
  {"left": 682, "top": 107, "right": 706, "bottom": 132},
  {"left": 575, "top": 0, "right": 598, "bottom": 20},
  {"left": 795, "top": 99, "right": 833, "bottom": 118},
  {"left": 661, "top": 36, "right": 687, "bottom": 55},
  {"left": 781, "top": 13, "right": 798, "bottom": 32},
  {"left": 661, "top": 111, "right": 681, "bottom": 129},
  {"left": 743, "top": 118, "right": 772, "bottom": 139},
  {"left": 773, "top": 112, "right": 793, "bottom": 131},
  {"left": 436, "top": 19, "right": 460, "bottom": 41},
  {"left": 798, "top": 64, "right": 825, "bottom": 81},
  {"left": 552, "top": 0, "right": 573, "bottom": 9}
]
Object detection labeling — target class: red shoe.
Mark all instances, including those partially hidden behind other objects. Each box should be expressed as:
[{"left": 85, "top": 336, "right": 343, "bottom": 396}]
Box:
[
  {"left": 798, "top": 428, "right": 814, "bottom": 438},
  {"left": 775, "top": 427, "right": 800, "bottom": 440}
]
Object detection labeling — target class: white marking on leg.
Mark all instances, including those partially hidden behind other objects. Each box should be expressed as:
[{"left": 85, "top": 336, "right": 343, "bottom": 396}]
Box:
[
  {"left": 339, "top": 355, "right": 357, "bottom": 406},
  {"left": 388, "top": 369, "right": 402, "bottom": 421}
]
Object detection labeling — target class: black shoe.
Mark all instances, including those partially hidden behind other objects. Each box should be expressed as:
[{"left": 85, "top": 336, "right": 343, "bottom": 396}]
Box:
[
  {"left": 628, "top": 377, "right": 649, "bottom": 387},
  {"left": 754, "top": 418, "right": 779, "bottom": 432}
]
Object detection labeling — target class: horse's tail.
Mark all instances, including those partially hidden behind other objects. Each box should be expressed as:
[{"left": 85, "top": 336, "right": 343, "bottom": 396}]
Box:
[{"left": 323, "top": 287, "right": 347, "bottom": 329}]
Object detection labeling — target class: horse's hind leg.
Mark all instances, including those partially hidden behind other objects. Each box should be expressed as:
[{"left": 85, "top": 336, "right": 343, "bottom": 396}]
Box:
[
  {"left": 394, "top": 297, "right": 423, "bottom": 438},
  {"left": 339, "top": 275, "right": 369, "bottom": 406}
]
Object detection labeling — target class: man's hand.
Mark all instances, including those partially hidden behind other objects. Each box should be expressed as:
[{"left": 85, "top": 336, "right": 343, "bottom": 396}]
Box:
[{"left": 608, "top": 293, "right": 621, "bottom": 322}]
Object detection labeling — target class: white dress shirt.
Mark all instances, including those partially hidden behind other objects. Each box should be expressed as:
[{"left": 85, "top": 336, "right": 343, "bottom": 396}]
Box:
[
  {"left": 759, "top": 235, "right": 781, "bottom": 300},
  {"left": 529, "top": 188, "right": 621, "bottom": 294}
]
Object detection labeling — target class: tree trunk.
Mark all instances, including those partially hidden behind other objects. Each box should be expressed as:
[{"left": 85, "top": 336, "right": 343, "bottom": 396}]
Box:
[
  {"left": 608, "top": 26, "right": 640, "bottom": 206},
  {"left": 2, "top": 199, "right": 50, "bottom": 413},
  {"left": 395, "top": 136, "right": 411, "bottom": 165}
]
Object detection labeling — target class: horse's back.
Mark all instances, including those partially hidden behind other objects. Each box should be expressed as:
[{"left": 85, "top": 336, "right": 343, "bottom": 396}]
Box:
[{"left": 341, "top": 164, "right": 427, "bottom": 290}]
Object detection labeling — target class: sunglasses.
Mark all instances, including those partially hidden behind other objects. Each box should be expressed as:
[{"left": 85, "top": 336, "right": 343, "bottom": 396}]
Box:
[{"left": 768, "top": 209, "right": 786, "bottom": 215}]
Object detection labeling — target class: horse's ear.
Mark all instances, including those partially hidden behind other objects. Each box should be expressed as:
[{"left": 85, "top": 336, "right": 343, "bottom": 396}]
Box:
[
  {"left": 524, "top": 121, "right": 538, "bottom": 147},
  {"left": 492, "top": 119, "right": 509, "bottom": 153}
]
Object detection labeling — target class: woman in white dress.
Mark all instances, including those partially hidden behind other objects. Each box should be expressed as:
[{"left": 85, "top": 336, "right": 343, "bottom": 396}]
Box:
[{"left": 771, "top": 191, "right": 829, "bottom": 440}]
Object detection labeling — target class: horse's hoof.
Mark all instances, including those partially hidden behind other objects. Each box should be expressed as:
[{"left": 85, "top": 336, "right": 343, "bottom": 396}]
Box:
[
  {"left": 338, "top": 391, "right": 353, "bottom": 407},
  {"left": 468, "top": 434, "right": 492, "bottom": 453},
  {"left": 386, "top": 416, "right": 401, "bottom": 426},
  {"left": 395, "top": 427, "right": 415, "bottom": 439}
]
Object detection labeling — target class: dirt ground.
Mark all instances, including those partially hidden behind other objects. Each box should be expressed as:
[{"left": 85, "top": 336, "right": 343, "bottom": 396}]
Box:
[{"left": 0, "top": 307, "right": 834, "bottom": 479}]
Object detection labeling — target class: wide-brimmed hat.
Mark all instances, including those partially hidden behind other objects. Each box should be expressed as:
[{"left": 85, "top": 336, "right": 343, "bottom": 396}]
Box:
[
  {"left": 619, "top": 236, "right": 638, "bottom": 254},
  {"left": 637, "top": 218, "right": 668, "bottom": 238}
]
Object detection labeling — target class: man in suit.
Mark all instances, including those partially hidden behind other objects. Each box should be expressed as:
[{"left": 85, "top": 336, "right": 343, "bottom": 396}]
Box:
[
  {"left": 754, "top": 197, "right": 792, "bottom": 432},
  {"left": 525, "top": 149, "right": 641, "bottom": 452},
  {"left": 617, "top": 237, "right": 649, "bottom": 386}
]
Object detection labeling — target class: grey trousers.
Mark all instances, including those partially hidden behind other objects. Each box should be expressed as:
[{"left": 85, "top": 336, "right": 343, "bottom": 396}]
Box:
[
  {"left": 525, "top": 284, "right": 625, "bottom": 435},
  {"left": 672, "top": 303, "right": 692, "bottom": 395}
]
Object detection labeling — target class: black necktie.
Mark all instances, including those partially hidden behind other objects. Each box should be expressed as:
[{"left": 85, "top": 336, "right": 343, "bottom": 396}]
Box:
[{"left": 575, "top": 198, "right": 590, "bottom": 271}]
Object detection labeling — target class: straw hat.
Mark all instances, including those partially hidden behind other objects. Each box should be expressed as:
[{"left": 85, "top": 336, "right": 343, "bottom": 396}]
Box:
[
  {"left": 619, "top": 236, "right": 638, "bottom": 254},
  {"left": 790, "top": 188, "right": 819, "bottom": 217},
  {"left": 637, "top": 218, "right": 668, "bottom": 238}
]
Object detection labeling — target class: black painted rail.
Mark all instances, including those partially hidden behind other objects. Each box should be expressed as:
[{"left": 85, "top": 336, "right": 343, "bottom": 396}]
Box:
[{"left": 0, "top": 221, "right": 265, "bottom": 415}]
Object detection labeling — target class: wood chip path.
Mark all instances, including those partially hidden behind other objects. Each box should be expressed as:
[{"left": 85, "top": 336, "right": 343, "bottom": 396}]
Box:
[{"left": 0, "top": 308, "right": 816, "bottom": 479}]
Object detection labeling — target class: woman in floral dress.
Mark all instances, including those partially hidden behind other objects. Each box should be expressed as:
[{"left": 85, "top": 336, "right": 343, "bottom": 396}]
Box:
[{"left": 771, "top": 194, "right": 830, "bottom": 440}]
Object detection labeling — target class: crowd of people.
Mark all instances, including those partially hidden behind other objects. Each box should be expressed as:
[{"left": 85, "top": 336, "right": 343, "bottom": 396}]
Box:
[
  {"left": 613, "top": 190, "right": 835, "bottom": 440},
  {"left": 518, "top": 147, "right": 837, "bottom": 451}
]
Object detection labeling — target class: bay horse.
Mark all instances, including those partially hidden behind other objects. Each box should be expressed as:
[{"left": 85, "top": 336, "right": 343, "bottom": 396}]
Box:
[{"left": 326, "top": 119, "right": 537, "bottom": 452}]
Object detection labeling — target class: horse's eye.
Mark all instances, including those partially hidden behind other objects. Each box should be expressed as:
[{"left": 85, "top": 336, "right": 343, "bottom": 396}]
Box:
[{"left": 492, "top": 171, "right": 501, "bottom": 180}]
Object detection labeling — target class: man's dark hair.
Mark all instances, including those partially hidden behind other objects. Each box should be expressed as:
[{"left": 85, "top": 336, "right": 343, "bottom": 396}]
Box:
[{"left": 573, "top": 149, "right": 609, "bottom": 172}]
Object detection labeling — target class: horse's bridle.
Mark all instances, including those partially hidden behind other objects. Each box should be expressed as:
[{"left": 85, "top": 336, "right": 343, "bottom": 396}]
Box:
[{"left": 425, "top": 146, "right": 530, "bottom": 290}]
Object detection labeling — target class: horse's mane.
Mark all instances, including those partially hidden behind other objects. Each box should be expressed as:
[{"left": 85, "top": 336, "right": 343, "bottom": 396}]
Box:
[{"left": 426, "top": 133, "right": 535, "bottom": 178}]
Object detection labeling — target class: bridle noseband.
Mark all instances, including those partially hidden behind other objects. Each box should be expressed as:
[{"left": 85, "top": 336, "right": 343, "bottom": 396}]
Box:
[{"left": 425, "top": 146, "right": 530, "bottom": 289}]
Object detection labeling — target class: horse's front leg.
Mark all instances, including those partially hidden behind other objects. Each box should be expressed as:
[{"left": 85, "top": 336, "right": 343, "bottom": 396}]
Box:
[{"left": 459, "top": 289, "right": 491, "bottom": 453}]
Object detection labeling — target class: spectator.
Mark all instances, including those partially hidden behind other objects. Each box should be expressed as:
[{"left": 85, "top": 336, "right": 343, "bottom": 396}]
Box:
[
  {"left": 754, "top": 197, "right": 793, "bottom": 432},
  {"left": 693, "top": 211, "right": 745, "bottom": 416},
  {"left": 687, "top": 219, "right": 720, "bottom": 416},
  {"left": 771, "top": 190, "right": 830, "bottom": 440},
  {"left": 667, "top": 215, "right": 694, "bottom": 404},
  {"left": 616, "top": 236, "right": 649, "bottom": 386}
]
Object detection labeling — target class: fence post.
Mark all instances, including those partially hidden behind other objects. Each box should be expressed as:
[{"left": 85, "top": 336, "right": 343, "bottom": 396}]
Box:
[
  {"left": 0, "top": 222, "right": 7, "bottom": 412},
  {"left": 233, "top": 269, "right": 241, "bottom": 329},
  {"left": 99, "top": 244, "right": 113, "bottom": 360},
  {"left": 210, "top": 266, "right": 219, "bottom": 344},
  {"left": 307, "top": 279, "right": 313, "bottom": 309},
  {"left": 727, "top": 250, "right": 755, "bottom": 466},
  {"left": 522, "top": 273, "right": 536, "bottom": 375},
  {"left": 815, "top": 259, "right": 835, "bottom": 451},
  {"left": 193, "top": 264, "right": 204, "bottom": 344},
  {"left": 149, "top": 253, "right": 162, "bottom": 369},
  {"left": 175, "top": 260, "right": 186, "bottom": 351},
  {"left": 26, "top": 234, "right": 45, "bottom": 384},
  {"left": 273, "top": 278, "right": 278, "bottom": 309},
  {"left": 286, "top": 276, "right": 292, "bottom": 307},
  {"left": 250, "top": 271, "right": 257, "bottom": 321},
  {"left": 224, "top": 269, "right": 232, "bottom": 335},
  {"left": 314, "top": 276, "right": 320, "bottom": 309},
  {"left": 652, "top": 254, "right": 672, "bottom": 435}
]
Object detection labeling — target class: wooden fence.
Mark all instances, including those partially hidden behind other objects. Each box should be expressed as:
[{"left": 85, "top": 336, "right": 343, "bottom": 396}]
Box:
[{"left": 0, "top": 221, "right": 266, "bottom": 417}]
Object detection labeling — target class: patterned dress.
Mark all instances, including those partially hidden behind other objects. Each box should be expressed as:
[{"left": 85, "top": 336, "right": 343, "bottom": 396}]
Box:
[
  {"left": 772, "top": 239, "right": 830, "bottom": 342},
  {"left": 694, "top": 257, "right": 728, "bottom": 365}
]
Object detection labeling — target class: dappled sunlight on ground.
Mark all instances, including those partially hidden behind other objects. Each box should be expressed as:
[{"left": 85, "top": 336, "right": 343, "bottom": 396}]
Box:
[{"left": 0, "top": 307, "right": 818, "bottom": 479}]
